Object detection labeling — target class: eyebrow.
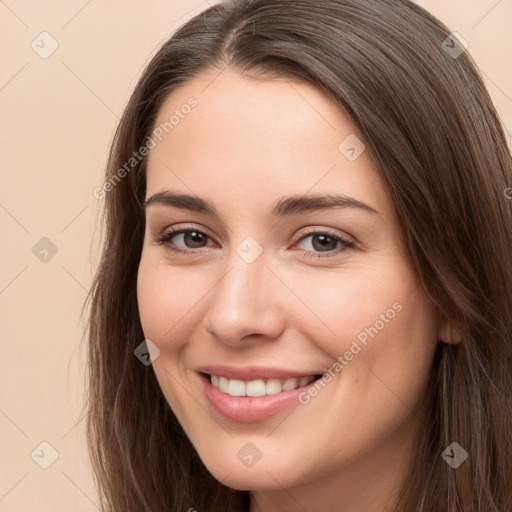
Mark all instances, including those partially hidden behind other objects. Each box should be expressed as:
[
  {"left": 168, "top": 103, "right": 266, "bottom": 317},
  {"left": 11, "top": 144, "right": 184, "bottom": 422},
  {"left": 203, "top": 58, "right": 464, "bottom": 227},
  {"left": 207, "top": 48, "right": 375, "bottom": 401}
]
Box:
[{"left": 143, "top": 191, "right": 380, "bottom": 217}]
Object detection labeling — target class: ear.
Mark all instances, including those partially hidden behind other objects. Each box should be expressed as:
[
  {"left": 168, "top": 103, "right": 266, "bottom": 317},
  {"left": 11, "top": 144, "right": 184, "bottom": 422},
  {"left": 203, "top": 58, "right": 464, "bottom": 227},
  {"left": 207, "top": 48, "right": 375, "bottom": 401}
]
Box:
[{"left": 438, "top": 321, "right": 463, "bottom": 345}]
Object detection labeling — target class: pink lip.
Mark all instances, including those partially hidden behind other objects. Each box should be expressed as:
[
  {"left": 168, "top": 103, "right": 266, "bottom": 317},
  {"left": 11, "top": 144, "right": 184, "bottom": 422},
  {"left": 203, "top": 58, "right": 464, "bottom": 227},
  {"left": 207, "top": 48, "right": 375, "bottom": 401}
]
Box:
[
  {"left": 195, "top": 364, "right": 321, "bottom": 381},
  {"left": 197, "top": 372, "right": 321, "bottom": 423}
]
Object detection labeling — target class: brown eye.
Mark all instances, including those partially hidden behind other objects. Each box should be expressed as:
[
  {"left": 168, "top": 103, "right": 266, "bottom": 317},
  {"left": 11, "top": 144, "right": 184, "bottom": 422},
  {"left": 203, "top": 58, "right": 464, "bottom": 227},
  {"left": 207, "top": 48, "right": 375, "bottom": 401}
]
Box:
[
  {"left": 310, "top": 234, "right": 338, "bottom": 252},
  {"left": 178, "top": 230, "right": 208, "bottom": 248},
  {"left": 154, "top": 228, "right": 215, "bottom": 254},
  {"left": 295, "top": 231, "right": 355, "bottom": 258}
]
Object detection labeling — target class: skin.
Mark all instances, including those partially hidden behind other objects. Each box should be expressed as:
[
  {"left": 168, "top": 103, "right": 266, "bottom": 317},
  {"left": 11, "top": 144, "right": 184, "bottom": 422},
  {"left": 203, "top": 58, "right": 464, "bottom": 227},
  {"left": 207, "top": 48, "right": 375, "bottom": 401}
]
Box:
[{"left": 136, "top": 68, "right": 461, "bottom": 512}]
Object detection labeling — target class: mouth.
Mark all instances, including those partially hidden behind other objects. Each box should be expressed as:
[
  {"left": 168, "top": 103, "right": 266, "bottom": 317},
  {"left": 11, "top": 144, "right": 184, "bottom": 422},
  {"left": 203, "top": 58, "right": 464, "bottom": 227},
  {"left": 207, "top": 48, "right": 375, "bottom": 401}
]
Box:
[
  {"left": 203, "top": 372, "right": 323, "bottom": 397},
  {"left": 198, "top": 371, "right": 324, "bottom": 423}
]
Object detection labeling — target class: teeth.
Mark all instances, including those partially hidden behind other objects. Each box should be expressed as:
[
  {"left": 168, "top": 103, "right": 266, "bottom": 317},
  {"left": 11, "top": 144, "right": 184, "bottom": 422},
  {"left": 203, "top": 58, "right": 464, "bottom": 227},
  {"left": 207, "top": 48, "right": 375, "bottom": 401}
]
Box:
[
  {"left": 209, "top": 374, "right": 316, "bottom": 397},
  {"left": 282, "top": 378, "right": 299, "bottom": 391},
  {"left": 218, "top": 376, "right": 229, "bottom": 393},
  {"left": 246, "top": 379, "right": 265, "bottom": 397},
  {"left": 266, "top": 378, "right": 282, "bottom": 395},
  {"left": 299, "top": 376, "right": 311, "bottom": 387},
  {"left": 228, "top": 379, "right": 246, "bottom": 396}
]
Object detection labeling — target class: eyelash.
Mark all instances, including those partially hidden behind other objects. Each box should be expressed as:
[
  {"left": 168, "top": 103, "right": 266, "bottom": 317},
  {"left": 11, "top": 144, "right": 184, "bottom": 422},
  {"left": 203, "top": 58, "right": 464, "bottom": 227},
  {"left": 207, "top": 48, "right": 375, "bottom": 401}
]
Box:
[{"left": 152, "top": 225, "right": 355, "bottom": 259}]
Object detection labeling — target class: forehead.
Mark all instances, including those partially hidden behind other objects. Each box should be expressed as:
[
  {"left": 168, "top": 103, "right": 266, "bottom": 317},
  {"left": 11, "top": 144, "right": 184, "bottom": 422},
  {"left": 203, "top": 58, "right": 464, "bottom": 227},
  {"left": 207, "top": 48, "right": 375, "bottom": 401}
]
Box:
[{"left": 145, "top": 68, "right": 392, "bottom": 221}]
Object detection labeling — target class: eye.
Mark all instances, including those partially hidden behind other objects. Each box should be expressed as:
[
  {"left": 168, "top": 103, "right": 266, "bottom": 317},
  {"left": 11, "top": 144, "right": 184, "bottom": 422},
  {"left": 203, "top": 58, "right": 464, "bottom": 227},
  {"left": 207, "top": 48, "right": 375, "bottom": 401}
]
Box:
[
  {"left": 293, "top": 230, "right": 355, "bottom": 258},
  {"left": 152, "top": 226, "right": 215, "bottom": 255},
  {"left": 152, "top": 225, "right": 355, "bottom": 258}
]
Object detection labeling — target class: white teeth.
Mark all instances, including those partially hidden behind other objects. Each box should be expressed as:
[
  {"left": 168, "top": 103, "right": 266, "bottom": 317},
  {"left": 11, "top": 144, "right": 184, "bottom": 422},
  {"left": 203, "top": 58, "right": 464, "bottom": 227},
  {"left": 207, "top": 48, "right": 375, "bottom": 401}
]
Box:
[
  {"left": 246, "top": 379, "right": 266, "bottom": 397},
  {"left": 209, "top": 374, "right": 317, "bottom": 397},
  {"left": 228, "top": 379, "right": 246, "bottom": 396},
  {"left": 282, "top": 377, "right": 298, "bottom": 391},
  {"left": 266, "top": 378, "right": 282, "bottom": 395},
  {"left": 218, "top": 376, "right": 229, "bottom": 393}
]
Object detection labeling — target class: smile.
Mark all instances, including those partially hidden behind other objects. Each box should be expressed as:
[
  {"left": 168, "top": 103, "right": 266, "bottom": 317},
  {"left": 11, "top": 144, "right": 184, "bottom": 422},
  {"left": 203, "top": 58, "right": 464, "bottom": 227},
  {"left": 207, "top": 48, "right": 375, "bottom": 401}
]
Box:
[
  {"left": 197, "top": 368, "right": 324, "bottom": 423},
  {"left": 208, "top": 374, "right": 318, "bottom": 397}
]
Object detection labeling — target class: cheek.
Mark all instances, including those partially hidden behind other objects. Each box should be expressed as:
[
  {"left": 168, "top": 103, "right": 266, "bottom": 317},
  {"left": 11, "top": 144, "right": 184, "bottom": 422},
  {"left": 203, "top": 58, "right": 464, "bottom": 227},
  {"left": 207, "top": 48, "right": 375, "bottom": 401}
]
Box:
[
  {"left": 335, "top": 280, "right": 437, "bottom": 420},
  {"left": 297, "top": 258, "right": 437, "bottom": 408},
  {"left": 288, "top": 261, "right": 417, "bottom": 357},
  {"left": 136, "top": 259, "right": 197, "bottom": 353}
]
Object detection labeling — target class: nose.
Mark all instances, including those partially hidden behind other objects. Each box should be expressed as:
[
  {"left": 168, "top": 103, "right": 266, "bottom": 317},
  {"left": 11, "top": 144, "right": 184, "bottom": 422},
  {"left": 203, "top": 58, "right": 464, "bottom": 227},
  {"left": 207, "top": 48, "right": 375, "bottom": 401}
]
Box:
[{"left": 204, "top": 246, "right": 286, "bottom": 347}]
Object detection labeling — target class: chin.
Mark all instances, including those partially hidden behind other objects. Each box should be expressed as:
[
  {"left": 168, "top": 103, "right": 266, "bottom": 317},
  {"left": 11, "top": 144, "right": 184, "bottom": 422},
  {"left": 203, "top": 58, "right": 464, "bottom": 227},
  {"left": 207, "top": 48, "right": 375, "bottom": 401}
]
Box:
[{"left": 199, "top": 450, "right": 305, "bottom": 491}]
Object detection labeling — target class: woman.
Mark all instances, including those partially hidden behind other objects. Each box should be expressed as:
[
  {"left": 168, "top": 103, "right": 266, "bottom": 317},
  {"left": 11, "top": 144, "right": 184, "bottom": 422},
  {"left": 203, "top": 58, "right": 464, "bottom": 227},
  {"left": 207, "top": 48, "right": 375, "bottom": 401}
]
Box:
[{"left": 84, "top": 0, "right": 512, "bottom": 510}]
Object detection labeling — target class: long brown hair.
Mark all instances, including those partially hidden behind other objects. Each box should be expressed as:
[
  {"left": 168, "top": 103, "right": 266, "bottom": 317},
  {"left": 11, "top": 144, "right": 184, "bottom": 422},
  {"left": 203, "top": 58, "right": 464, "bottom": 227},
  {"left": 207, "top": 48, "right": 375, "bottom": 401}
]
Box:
[{"left": 83, "top": 0, "right": 512, "bottom": 510}]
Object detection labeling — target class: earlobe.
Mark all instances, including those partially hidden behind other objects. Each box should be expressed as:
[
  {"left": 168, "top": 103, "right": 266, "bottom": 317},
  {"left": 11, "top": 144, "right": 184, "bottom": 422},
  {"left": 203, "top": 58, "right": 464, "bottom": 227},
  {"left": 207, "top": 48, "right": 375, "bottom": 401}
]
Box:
[{"left": 438, "top": 322, "right": 463, "bottom": 345}]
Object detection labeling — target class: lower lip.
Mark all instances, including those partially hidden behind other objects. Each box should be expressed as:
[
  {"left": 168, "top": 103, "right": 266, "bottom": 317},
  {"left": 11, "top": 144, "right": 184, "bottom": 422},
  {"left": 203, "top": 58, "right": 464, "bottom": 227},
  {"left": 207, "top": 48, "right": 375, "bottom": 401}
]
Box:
[{"left": 199, "top": 373, "right": 320, "bottom": 423}]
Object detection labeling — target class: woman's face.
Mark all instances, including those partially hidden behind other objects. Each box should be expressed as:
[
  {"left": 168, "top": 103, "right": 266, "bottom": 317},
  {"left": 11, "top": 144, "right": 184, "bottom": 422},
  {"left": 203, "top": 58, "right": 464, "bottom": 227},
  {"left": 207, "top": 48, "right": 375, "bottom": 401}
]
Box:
[{"left": 137, "top": 68, "right": 450, "bottom": 498}]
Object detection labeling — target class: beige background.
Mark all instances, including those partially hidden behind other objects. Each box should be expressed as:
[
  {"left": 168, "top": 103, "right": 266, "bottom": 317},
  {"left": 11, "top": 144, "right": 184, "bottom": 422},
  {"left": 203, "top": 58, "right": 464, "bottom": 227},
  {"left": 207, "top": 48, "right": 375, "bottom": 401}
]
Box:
[{"left": 0, "top": 1, "right": 511, "bottom": 510}]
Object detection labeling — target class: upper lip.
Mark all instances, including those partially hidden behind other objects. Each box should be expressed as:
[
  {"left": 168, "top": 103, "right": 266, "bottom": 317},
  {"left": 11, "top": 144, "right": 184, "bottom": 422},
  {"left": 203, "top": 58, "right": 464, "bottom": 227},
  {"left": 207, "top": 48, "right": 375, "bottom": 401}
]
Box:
[{"left": 196, "top": 365, "right": 322, "bottom": 381}]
